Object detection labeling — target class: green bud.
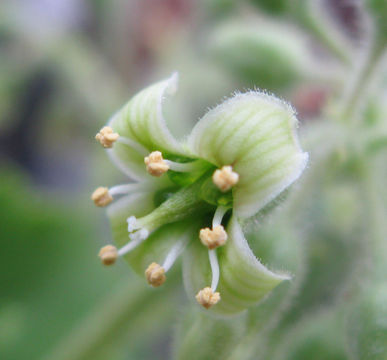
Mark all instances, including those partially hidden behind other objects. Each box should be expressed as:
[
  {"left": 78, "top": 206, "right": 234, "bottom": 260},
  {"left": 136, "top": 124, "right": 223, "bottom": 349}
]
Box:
[{"left": 209, "top": 21, "right": 311, "bottom": 90}]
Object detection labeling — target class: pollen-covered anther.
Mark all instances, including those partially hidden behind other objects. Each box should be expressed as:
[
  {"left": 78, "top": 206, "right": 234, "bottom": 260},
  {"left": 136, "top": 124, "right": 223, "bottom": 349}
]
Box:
[
  {"left": 95, "top": 126, "right": 119, "bottom": 148},
  {"left": 145, "top": 262, "right": 166, "bottom": 287},
  {"left": 91, "top": 187, "right": 113, "bottom": 207},
  {"left": 199, "top": 225, "right": 227, "bottom": 249},
  {"left": 212, "top": 165, "right": 239, "bottom": 192},
  {"left": 144, "top": 151, "right": 170, "bottom": 177},
  {"left": 98, "top": 245, "right": 118, "bottom": 266},
  {"left": 196, "top": 287, "right": 221, "bottom": 309}
]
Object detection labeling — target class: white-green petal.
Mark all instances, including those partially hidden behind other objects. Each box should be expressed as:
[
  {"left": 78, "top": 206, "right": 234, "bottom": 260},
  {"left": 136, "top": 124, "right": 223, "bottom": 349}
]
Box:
[
  {"left": 183, "top": 216, "right": 290, "bottom": 315},
  {"left": 188, "top": 92, "right": 308, "bottom": 218},
  {"left": 108, "top": 73, "right": 185, "bottom": 180}
]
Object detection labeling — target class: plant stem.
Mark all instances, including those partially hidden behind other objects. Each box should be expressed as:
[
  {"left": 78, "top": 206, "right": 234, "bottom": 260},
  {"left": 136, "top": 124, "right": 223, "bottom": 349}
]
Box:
[
  {"left": 340, "top": 41, "right": 385, "bottom": 123},
  {"left": 305, "top": 18, "right": 350, "bottom": 65}
]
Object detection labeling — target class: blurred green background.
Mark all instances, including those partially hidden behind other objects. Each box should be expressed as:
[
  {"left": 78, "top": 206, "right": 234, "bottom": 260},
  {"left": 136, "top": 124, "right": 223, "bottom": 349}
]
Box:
[{"left": 1, "top": 1, "right": 386, "bottom": 360}]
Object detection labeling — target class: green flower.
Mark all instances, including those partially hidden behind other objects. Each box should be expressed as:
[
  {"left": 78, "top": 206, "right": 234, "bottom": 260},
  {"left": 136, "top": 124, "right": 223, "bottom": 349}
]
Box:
[{"left": 92, "top": 73, "right": 308, "bottom": 315}]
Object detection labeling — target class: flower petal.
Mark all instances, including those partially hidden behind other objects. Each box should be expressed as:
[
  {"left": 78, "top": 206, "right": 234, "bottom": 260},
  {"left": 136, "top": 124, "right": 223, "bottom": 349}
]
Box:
[
  {"left": 183, "top": 216, "right": 290, "bottom": 315},
  {"left": 108, "top": 73, "right": 185, "bottom": 180},
  {"left": 188, "top": 92, "right": 308, "bottom": 218}
]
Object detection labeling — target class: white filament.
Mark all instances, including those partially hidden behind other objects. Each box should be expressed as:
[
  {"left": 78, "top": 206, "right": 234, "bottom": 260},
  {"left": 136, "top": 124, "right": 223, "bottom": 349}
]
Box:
[
  {"left": 117, "top": 232, "right": 147, "bottom": 256},
  {"left": 212, "top": 206, "right": 229, "bottom": 228},
  {"left": 109, "top": 183, "right": 145, "bottom": 197},
  {"left": 162, "top": 238, "right": 189, "bottom": 272},
  {"left": 164, "top": 159, "right": 202, "bottom": 173},
  {"left": 117, "top": 136, "right": 148, "bottom": 156},
  {"left": 209, "top": 249, "right": 220, "bottom": 291}
]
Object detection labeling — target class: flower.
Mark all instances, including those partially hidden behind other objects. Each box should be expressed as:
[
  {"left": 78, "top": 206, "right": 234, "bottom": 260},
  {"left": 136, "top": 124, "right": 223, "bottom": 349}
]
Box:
[{"left": 91, "top": 73, "right": 308, "bottom": 314}]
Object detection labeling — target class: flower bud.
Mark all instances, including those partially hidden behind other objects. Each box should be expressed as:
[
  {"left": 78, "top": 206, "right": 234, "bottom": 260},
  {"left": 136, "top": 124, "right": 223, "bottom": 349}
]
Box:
[{"left": 210, "top": 21, "right": 310, "bottom": 90}]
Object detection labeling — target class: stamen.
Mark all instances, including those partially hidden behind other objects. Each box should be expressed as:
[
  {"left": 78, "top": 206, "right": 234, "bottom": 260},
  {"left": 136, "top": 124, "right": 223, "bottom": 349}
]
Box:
[
  {"left": 162, "top": 238, "right": 189, "bottom": 272},
  {"left": 144, "top": 151, "right": 170, "bottom": 177},
  {"left": 195, "top": 287, "right": 220, "bottom": 309},
  {"left": 200, "top": 206, "right": 229, "bottom": 249},
  {"left": 212, "top": 206, "right": 229, "bottom": 228},
  {"left": 195, "top": 249, "right": 221, "bottom": 309},
  {"left": 212, "top": 165, "right": 239, "bottom": 192},
  {"left": 117, "top": 136, "right": 148, "bottom": 156},
  {"left": 92, "top": 184, "right": 145, "bottom": 207},
  {"left": 98, "top": 245, "right": 118, "bottom": 265},
  {"left": 98, "top": 230, "right": 149, "bottom": 267},
  {"left": 117, "top": 231, "right": 148, "bottom": 257},
  {"left": 109, "top": 183, "right": 145, "bottom": 197},
  {"left": 144, "top": 150, "right": 202, "bottom": 176},
  {"left": 209, "top": 249, "right": 220, "bottom": 291},
  {"left": 164, "top": 159, "right": 202, "bottom": 173},
  {"left": 145, "top": 238, "right": 189, "bottom": 287},
  {"left": 91, "top": 187, "right": 113, "bottom": 207},
  {"left": 95, "top": 126, "right": 119, "bottom": 148},
  {"left": 145, "top": 263, "right": 166, "bottom": 287},
  {"left": 199, "top": 225, "right": 227, "bottom": 249}
]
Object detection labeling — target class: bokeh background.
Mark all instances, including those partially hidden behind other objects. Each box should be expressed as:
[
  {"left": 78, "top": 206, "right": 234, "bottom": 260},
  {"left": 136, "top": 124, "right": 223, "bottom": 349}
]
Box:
[{"left": 1, "top": 1, "right": 385, "bottom": 360}]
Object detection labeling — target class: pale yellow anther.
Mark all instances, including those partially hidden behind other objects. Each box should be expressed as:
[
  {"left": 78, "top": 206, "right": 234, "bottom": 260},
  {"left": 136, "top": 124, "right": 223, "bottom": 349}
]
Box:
[
  {"left": 98, "top": 245, "right": 118, "bottom": 266},
  {"left": 145, "top": 262, "right": 166, "bottom": 287},
  {"left": 199, "top": 225, "right": 227, "bottom": 249},
  {"left": 91, "top": 187, "right": 113, "bottom": 207},
  {"left": 144, "top": 151, "right": 169, "bottom": 177},
  {"left": 195, "top": 287, "right": 221, "bottom": 309},
  {"left": 212, "top": 165, "right": 239, "bottom": 192},
  {"left": 95, "top": 126, "right": 119, "bottom": 148}
]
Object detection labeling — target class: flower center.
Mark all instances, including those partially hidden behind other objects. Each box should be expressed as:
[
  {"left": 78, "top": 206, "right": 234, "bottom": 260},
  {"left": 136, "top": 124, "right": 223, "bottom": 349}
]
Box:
[{"left": 93, "top": 126, "right": 240, "bottom": 309}]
